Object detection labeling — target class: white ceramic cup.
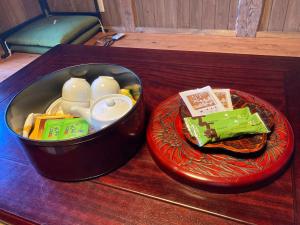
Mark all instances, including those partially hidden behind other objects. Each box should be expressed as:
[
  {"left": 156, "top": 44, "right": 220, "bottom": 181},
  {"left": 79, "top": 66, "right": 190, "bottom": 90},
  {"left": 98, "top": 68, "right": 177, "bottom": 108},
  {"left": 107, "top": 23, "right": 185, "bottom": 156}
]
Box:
[
  {"left": 62, "top": 77, "right": 91, "bottom": 102},
  {"left": 61, "top": 77, "right": 91, "bottom": 114},
  {"left": 91, "top": 76, "right": 120, "bottom": 104}
]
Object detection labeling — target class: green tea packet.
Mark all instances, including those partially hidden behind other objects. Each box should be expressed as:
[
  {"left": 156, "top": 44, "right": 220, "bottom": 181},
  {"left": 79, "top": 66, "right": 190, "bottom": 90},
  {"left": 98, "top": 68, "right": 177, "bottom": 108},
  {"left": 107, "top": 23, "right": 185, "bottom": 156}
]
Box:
[
  {"left": 202, "top": 107, "right": 251, "bottom": 122},
  {"left": 184, "top": 107, "right": 252, "bottom": 138},
  {"left": 184, "top": 108, "right": 270, "bottom": 147},
  {"left": 42, "top": 118, "right": 89, "bottom": 141}
]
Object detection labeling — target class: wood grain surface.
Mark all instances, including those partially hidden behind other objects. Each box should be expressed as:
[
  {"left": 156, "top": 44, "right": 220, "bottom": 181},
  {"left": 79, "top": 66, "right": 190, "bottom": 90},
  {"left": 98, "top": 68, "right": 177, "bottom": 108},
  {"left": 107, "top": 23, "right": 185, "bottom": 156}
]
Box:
[
  {"left": 136, "top": 0, "right": 155, "bottom": 27},
  {"left": 3, "top": 30, "right": 300, "bottom": 82},
  {"left": 258, "top": 0, "right": 273, "bottom": 31},
  {"left": 88, "top": 32, "right": 300, "bottom": 57},
  {"left": 236, "top": 0, "right": 263, "bottom": 37},
  {"left": 215, "top": 0, "right": 231, "bottom": 29},
  {"left": 0, "top": 53, "right": 40, "bottom": 83},
  {"left": 228, "top": 0, "right": 239, "bottom": 29},
  {"left": 259, "top": 0, "right": 300, "bottom": 32},
  {"left": 286, "top": 72, "right": 300, "bottom": 224},
  {"left": 47, "top": 0, "right": 96, "bottom": 12},
  {"left": 189, "top": 0, "right": 203, "bottom": 29},
  {"left": 133, "top": 0, "right": 145, "bottom": 27},
  {"left": 177, "top": 0, "right": 190, "bottom": 28},
  {"left": 0, "top": 0, "right": 41, "bottom": 33},
  {"left": 1, "top": 0, "right": 300, "bottom": 34},
  {"left": 202, "top": 0, "right": 216, "bottom": 29},
  {"left": 1, "top": 0, "right": 300, "bottom": 35},
  {"left": 0, "top": 45, "right": 299, "bottom": 224},
  {"left": 119, "top": 0, "right": 136, "bottom": 32},
  {"left": 284, "top": 0, "right": 300, "bottom": 32},
  {"left": 101, "top": 0, "right": 122, "bottom": 26},
  {"left": 268, "top": 0, "right": 289, "bottom": 31},
  {"left": 152, "top": 0, "right": 163, "bottom": 27}
]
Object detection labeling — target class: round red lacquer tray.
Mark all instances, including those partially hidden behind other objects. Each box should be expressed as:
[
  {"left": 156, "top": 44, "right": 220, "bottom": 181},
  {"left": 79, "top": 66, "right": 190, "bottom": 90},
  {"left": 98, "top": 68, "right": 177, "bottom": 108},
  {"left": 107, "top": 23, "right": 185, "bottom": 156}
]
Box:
[{"left": 147, "top": 90, "right": 294, "bottom": 192}]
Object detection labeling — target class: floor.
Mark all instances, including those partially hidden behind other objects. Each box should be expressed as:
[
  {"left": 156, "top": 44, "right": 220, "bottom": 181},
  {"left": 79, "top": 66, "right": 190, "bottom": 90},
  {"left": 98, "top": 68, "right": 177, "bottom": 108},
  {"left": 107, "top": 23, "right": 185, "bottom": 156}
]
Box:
[
  {"left": 0, "top": 53, "right": 39, "bottom": 82},
  {"left": 1, "top": 31, "right": 300, "bottom": 83}
]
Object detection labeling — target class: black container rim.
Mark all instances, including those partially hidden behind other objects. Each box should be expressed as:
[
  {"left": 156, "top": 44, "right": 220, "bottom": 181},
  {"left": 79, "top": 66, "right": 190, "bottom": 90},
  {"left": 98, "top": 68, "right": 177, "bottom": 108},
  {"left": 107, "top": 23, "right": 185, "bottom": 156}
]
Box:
[{"left": 5, "top": 63, "right": 143, "bottom": 147}]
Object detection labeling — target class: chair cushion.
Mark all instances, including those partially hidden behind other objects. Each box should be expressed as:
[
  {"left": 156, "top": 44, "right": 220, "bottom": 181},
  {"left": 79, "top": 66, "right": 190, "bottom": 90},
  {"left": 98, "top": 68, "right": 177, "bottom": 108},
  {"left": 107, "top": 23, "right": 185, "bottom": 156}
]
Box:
[
  {"left": 7, "top": 15, "right": 98, "bottom": 47},
  {"left": 9, "top": 45, "right": 50, "bottom": 54},
  {"left": 71, "top": 23, "right": 100, "bottom": 44},
  {"left": 9, "top": 24, "right": 100, "bottom": 54}
]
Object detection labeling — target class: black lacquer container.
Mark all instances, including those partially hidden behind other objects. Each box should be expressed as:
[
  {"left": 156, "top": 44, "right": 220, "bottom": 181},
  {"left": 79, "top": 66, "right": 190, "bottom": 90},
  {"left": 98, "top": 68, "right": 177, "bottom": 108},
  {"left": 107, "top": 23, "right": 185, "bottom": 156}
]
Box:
[{"left": 5, "top": 64, "right": 145, "bottom": 181}]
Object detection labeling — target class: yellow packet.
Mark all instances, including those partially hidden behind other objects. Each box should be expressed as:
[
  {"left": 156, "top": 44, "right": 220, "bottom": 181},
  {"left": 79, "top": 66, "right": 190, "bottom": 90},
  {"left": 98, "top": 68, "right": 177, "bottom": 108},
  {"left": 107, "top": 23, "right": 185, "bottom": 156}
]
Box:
[
  {"left": 23, "top": 113, "right": 41, "bottom": 138},
  {"left": 119, "top": 89, "right": 136, "bottom": 104},
  {"left": 124, "top": 84, "right": 141, "bottom": 100},
  {"left": 29, "top": 114, "right": 73, "bottom": 140}
]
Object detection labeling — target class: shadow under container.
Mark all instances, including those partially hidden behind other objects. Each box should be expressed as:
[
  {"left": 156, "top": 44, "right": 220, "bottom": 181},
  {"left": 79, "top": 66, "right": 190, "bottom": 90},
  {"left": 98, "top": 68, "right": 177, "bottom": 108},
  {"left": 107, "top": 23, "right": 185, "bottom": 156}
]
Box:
[{"left": 5, "top": 64, "right": 145, "bottom": 181}]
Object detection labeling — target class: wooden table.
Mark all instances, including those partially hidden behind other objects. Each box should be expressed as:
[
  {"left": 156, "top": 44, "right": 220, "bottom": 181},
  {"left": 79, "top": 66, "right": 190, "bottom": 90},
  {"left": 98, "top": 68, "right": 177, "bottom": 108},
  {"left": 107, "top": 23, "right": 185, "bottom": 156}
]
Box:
[{"left": 0, "top": 45, "right": 299, "bottom": 225}]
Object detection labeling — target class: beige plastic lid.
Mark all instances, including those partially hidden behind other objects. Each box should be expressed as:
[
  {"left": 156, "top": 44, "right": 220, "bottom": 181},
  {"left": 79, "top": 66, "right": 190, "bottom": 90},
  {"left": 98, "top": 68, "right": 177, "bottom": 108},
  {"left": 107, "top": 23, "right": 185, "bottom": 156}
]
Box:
[{"left": 91, "top": 94, "right": 133, "bottom": 122}]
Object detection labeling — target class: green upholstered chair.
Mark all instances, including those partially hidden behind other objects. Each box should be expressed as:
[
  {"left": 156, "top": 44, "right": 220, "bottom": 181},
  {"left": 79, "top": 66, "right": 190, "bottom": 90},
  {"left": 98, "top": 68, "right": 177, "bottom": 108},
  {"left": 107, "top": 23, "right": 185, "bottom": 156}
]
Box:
[{"left": 6, "top": 15, "right": 100, "bottom": 54}]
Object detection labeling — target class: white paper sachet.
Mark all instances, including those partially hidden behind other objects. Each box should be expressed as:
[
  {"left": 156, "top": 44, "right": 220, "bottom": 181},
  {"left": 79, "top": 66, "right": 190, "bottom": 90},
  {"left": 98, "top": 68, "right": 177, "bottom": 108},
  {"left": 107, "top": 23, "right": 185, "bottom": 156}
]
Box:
[
  {"left": 213, "top": 89, "right": 233, "bottom": 110},
  {"left": 179, "top": 86, "right": 225, "bottom": 117}
]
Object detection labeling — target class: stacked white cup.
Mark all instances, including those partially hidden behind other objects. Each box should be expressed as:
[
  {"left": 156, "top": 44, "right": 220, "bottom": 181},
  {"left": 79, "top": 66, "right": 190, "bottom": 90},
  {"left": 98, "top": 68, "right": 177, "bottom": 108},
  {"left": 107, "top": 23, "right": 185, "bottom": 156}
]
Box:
[
  {"left": 90, "top": 76, "right": 120, "bottom": 104},
  {"left": 61, "top": 77, "right": 91, "bottom": 115}
]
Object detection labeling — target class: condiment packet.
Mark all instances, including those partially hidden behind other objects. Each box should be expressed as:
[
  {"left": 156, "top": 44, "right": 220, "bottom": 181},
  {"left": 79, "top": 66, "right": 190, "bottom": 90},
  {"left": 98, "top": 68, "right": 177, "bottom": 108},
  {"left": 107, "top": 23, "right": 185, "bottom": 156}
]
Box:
[
  {"left": 179, "top": 86, "right": 225, "bottom": 117},
  {"left": 28, "top": 114, "right": 73, "bottom": 140},
  {"left": 23, "top": 113, "right": 41, "bottom": 138},
  {"left": 124, "top": 84, "right": 141, "bottom": 100},
  {"left": 41, "top": 118, "right": 89, "bottom": 141},
  {"left": 119, "top": 89, "right": 136, "bottom": 104},
  {"left": 213, "top": 89, "right": 233, "bottom": 110},
  {"left": 184, "top": 108, "right": 270, "bottom": 147}
]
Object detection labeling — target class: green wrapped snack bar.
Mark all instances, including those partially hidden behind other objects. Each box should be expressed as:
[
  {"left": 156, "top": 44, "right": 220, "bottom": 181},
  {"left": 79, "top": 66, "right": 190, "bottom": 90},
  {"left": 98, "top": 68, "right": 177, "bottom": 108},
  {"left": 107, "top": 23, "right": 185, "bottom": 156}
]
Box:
[
  {"left": 184, "top": 109, "right": 270, "bottom": 147},
  {"left": 202, "top": 107, "right": 251, "bottom": 122},
  {"left": 184, "top": 107, "right": 252, "bottom": 138},
  {"left": 42, "top": 118, "right": 89, "bottom": 141}
]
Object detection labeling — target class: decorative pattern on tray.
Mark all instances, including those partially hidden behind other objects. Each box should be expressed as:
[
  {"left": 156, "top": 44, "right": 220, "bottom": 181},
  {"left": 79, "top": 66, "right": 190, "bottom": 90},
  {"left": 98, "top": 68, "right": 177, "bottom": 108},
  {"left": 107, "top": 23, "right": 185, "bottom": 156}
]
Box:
[{"left": 147, "top": 90, "right": 294, "bottom": 188}]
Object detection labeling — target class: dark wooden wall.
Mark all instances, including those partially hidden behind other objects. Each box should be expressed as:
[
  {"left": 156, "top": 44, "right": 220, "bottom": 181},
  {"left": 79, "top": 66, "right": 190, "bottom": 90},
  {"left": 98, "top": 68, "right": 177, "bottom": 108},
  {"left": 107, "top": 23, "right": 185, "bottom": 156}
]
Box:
[
  {"left": 260, "top": 0, "right": 300, "bottom": 31},
  {"left": 0, "top": 0, "right": 41, "bottom": 33},
  {"left": 47, "top": 0, "right": 122, "bottom": 26},
  {"left": 0, "top": 0, "right": 300, "bottom": 34},
  {"left": 133, "top": 0, "right": 300, "bottom": 31},
  {"left": 134, "top": 0, "right": 238, "bottom": 30}
]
